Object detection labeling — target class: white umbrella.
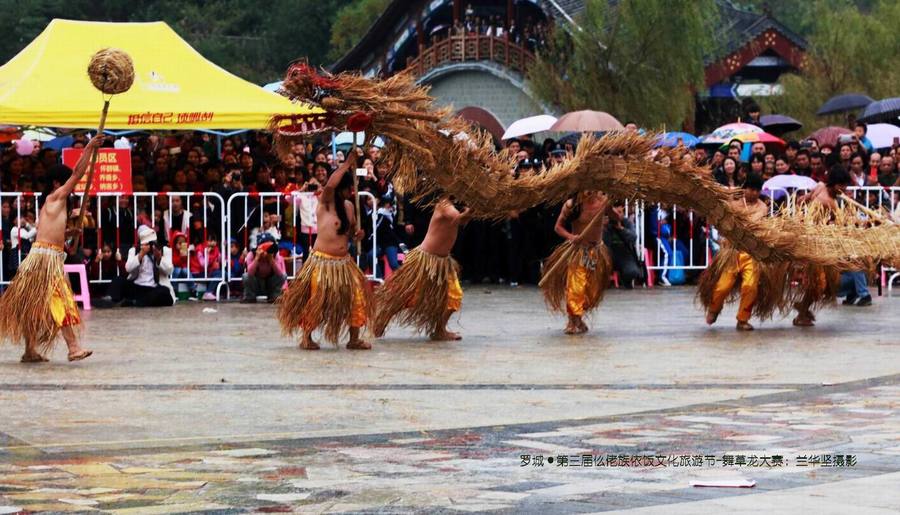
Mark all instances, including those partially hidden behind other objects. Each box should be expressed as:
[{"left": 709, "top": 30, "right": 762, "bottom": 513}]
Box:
[
  {"left": 865, "top": 123, "right": 900, "bottom": 149},
  {"left": 22, "top": 128, "right": 56, "bottom": 142},
  {"left": 762, "top": 174, "right": 817, "bottom": 201},
  {"left": 501, "top": 115, "right": 558, "bottom": 140},
  {"left": 334, "top": 131, "right": 385, "bottom": 148}
]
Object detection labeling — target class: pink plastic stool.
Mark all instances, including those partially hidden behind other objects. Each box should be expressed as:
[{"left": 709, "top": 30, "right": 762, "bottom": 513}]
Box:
[
  {"left": 381, "top": 252, "right": 406, "bottom": 281},
  {"left": 63, "top": 264, "right": 91, "bottom": 310}
]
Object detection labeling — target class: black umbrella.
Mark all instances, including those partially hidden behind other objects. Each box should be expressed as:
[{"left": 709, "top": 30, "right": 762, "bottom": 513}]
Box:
[
  {"left": 557, "top": 131, "right": 607, "bottom": 148},
  {"left": 759, "top": 114, "right": 802, "bottom": 134},
  {"left": 858, "top": 97, "right": 900, "bottom": 124},
  {"left": 816, "top": 93, "right": 874, "bottom": 116}
]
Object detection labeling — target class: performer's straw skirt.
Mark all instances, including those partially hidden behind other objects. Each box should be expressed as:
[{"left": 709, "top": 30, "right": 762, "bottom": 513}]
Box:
[
  {"left": 788, "top": 262, "right": 840, "bottom": 315},
  {"left": 0, "top": 242, "right": 81, "bottom": 354},
  {"left": 277, "top": 250, "right": 374, "bottom": 345},
  {"left": 541, "top": 241, "right": 612, "bottom": 317},
  {"left": 697, "top": 244, "right": 791, "bottom": 322},
  {"left": 373, "top": 248, "right": 462, "bottom": 336}
]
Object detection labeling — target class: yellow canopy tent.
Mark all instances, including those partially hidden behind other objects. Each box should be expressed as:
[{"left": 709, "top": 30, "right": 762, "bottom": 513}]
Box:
[{"left": 0, "top": 19, "right": 315, "bottom": 130}]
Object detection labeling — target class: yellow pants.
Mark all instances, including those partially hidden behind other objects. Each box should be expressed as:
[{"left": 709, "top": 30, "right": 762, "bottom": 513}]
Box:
[
  {"left": 309, "top": 250, "right": 367, "bottom": 328},
  {"left": 566, "top": 262, "right": 601, "bottom": 317},
  {"left": 50, "top": 283, "right": 81, "bottom": 328},
  {"left": 446, "top": 275, "right": 463, "bottom": 312},
  {"left": 709, "top": 251, "right": 759, "bottom": 322},
  {"left": 403, "top": 276, "right": 462, "bottom": 312}
]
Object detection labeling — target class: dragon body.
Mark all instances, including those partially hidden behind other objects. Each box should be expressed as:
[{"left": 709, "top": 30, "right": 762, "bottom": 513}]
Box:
[{"left": 271, "top": 66, "right": 900, "bottom": 271}]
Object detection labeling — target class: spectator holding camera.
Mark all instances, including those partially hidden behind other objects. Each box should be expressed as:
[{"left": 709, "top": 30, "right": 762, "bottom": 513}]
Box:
[
  {"left": 241, "top": 233, "right": 286, "bottom": 303},
  {"left": 109, "top": 225, "right": 175, "bottom": 307}
]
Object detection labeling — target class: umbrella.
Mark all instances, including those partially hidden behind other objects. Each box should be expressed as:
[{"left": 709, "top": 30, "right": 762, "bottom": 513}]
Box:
[
  {"left": 816, "top": 93, "right": 874, "bottom": 116},
  {"left": 501, "top": 115, "right": 558, "bottom": 140},
  {"left": 858, "top": 97, "right": 900, "bottom": 124},
  {"left": 333, "top": 131, "right": 385, "bottom": 149},
  {"left": 557, "top": 131, "right": 609, "bottom": 148},
  {"left": 550, "top": 110, "right": 623, "bottom": 132},
  {"left": 44, "top": 135, "right": 75, "bottom": 151},
  {"left": 732, "top": 131, "right": 786, "bottom": 147},
  {"left": 22, "top": 128, "right": 57, "bottom": 142},
  {"left": 865, "top": 123, "right": 900, "bottom": 149},
  {"left": 656, "top": 132, "right": 700, "bottom": 148},
  {"left": 262, "top": 81, "right": 283, "bottom": 93},
  {"left": 807, "top": 126, "right": 852, "bottom": 147},
  {"left": 700, "top": 122, "right": 763, "bottom": 144},
  {"left": 762, "top": 174, "right": 818, "bottom": 201},
  {"left": 760, "top": 114, "right": 802, "bottom": 134}
]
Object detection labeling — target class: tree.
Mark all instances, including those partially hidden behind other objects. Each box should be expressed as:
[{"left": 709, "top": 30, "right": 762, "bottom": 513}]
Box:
[
  {"left": 328, "top": 0, "right": 391, "bottom": 63},
  {"left": 762, "top": 0, "right": 900, "bottom": 129},
  {"left": 0, "top": 0, "right": 348, "bottom": 84},
  {"left": 527, "top": 0, "right": 717, "bottom": 129}
]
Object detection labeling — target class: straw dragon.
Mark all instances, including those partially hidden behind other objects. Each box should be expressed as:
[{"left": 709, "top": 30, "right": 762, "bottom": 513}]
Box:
[{"left": 270, "top": 64, "right": 900, "bottom": 271}]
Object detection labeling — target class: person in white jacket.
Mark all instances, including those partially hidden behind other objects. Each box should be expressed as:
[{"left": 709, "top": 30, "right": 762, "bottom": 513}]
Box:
[{"left": 109, "top": 225, "right": 176, "bottom": 307}]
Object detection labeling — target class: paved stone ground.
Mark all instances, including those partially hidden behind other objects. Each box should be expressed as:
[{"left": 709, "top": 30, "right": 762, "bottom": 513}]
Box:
[{"left": 0, "top": 286, "right": 898, "bottom": 513}]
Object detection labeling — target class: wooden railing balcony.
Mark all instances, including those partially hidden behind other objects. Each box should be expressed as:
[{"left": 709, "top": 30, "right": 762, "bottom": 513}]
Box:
[{"left": 406, "top": 34, "right": 536, "bottom": 78}]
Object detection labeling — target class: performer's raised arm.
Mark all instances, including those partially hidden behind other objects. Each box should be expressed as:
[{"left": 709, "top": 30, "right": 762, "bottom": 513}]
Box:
[
  {"left": 321, "top": 157, "right": 354, "bottom": 205},
  {"left": 49, "top": 135, "right": 103, "bottom": 202}
]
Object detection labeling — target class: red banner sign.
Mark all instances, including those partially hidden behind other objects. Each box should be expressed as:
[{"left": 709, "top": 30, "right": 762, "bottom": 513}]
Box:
[{"left": 62, "top": 148, "right": 133, "bottom": 195}]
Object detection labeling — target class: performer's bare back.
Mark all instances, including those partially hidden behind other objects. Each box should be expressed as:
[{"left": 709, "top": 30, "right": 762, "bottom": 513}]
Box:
[{"left": 420, "top": 199, "right": 471, "bottom": 257}]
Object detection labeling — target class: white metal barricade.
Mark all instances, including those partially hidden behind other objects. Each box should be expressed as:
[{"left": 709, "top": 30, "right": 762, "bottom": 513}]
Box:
[
  {"left": 221, "top": 190, "right": 380, "bottom": 299},
  {"left": 84, "top": 191, "right": 228, "bottom": 299},
  {"left": 0, "top": 192, "right": 42, "bottom": 286}
]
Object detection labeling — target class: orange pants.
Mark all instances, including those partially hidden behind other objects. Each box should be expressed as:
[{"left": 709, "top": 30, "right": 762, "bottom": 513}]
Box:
[
  {"left": 447, "top": 275, "right": 463, "bottom": 312},
  {"left": 566, "top": 262, "right": 601, "bottom": 317},
  {"left": 709, "top": 251, "right": 759, "bottom": 322}
]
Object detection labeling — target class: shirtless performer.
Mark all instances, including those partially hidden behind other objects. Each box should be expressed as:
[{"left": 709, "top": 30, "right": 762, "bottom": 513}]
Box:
[
  {"left": 0, "top": 135, "right": 102, "bottom": 362},
  {"left": 700, "top": 174, "right": 780, "bottom": 331},
  {"left": 277, "top": 157, "right": 373, "bottom": 350},
  {"left": 373, "top": 196, "right": 472, "bottom": 341},
  {"left": 542, "top": 191, "right": 614, "bottom": 334},
  {"left": 791, "top": 166, "right": 850, "bottom": 326}
]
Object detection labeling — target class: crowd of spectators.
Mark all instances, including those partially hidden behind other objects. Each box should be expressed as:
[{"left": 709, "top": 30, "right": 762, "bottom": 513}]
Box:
[
  {"left": 2, "top": 108, "right": 899, "bottom": 305},
  {"left": 427, "top": 4, "right": 550, "bottom": 53}
]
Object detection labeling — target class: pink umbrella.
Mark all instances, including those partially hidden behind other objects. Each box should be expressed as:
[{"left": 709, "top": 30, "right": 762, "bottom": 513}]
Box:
[
  {"left": 700, "top": 122, "right": 763, "bottom": 144},
  {"left": 807, "top": 126, "right": 852, "bottom": 147},
  {"left": 550, "top": 110, "right": 624, "bottom": 132},
  {"left": 733, "top": 131, "right": 786, "bottom": 149}
]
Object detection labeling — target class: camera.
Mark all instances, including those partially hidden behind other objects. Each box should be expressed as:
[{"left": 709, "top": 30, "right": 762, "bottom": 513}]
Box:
[
  {"left": 233, "top": 172, "right": 241, "bottom": 182},
  {"left": 308, "top": 183, "right": 318, "bottom": 191}
]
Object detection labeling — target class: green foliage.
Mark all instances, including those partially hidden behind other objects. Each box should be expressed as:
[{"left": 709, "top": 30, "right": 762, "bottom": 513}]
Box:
[
  {"left": 762, "top": 0, "right": 900, "bottom": 129},
  {"left": 0, "top": 0, "right": 353, "bottom": 84},
  {"left": 527, "top": 0, "right": 717, "bottom": 129},
  {"left": 329, "top": 0, "right": 391, "bottom": 62}
]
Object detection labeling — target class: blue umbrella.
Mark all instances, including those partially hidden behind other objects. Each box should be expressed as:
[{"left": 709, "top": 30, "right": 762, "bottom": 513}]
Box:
[
  {"left": 858, "top": 97, "right": 900, "bottom": 124},
  {"left": 656, "top": 131, "right": 699, "bottom": 148},
  {"left": 44, "top": 135, "right": 74, "bottom": 151},
  {"left": 816, "top": 93, "right": 874, "bottom": 116}
]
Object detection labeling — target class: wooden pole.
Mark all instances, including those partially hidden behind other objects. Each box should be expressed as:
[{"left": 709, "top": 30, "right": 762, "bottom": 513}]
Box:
[
  {"left": 350, "top": 132, "right": 362, "bottom": 251},
  {"left": 840, "top": 194, "right": 896, "bottom": 224},
  {"left": 70, "top": 99, "right": 110, "bottom": 247}
]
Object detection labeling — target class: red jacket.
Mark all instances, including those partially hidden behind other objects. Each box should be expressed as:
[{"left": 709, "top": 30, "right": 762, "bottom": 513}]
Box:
[
  {"left": 171, "top": 232, "right": 190, "bottom": 269},
  {"left": 189, "top": 242, "right": 222, "bottom": 276}
]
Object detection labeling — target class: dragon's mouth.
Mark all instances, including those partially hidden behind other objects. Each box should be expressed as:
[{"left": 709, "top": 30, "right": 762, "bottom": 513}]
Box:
[{"left": 271, "top": 113, "right": 334, "bottom": 137}]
